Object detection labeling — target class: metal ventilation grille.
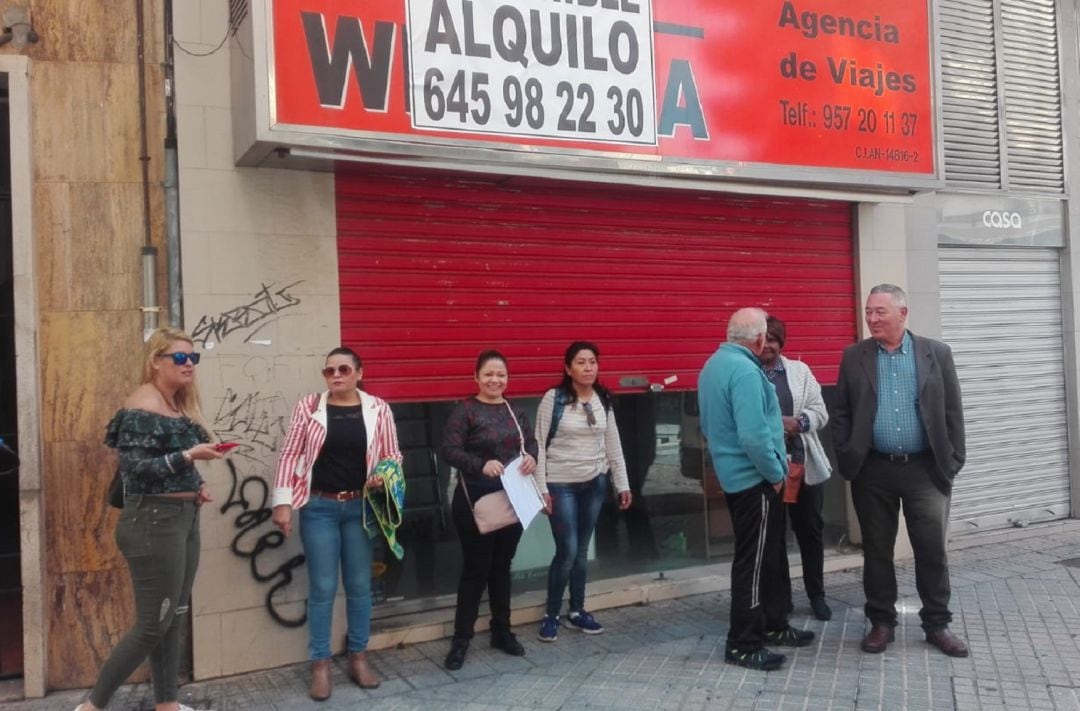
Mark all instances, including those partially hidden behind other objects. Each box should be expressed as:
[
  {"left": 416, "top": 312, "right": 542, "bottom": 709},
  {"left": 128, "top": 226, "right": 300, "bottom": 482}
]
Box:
[
  {"left": 939, "top": 0, "right": 1001, "bottom": 188},
  {"left": 1000, "top": 0, "right": 1064, "bottom": 193}
]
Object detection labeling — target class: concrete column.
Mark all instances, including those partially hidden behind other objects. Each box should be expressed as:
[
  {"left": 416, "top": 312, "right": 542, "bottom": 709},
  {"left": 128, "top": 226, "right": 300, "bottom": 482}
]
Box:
[
  {"left": 1056, "top": 0, "right": 1080, "bottom": 519},
  {"left": 4, "top": 54, "right": 47, "bottom": 698}
]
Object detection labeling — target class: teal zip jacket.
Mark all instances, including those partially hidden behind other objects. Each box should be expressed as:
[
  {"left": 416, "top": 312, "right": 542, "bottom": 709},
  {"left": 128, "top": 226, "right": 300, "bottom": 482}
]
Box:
[{"left": 697, "top": 342, "right": 788, "bottom": 493}]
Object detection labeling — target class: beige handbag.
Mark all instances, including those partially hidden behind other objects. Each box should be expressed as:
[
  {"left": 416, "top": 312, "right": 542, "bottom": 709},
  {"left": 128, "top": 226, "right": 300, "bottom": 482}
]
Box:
[
  {"left": 460, "top": 401, "right": 527, "bottom": 534},
  {"left": 461, "top": 484, "right": 518, "bottom": 534}
]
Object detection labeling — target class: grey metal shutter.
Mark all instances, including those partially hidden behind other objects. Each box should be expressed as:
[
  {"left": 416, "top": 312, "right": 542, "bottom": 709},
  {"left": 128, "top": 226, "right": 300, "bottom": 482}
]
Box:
[
  {"left": 939, "top": 0, "right": 1001, "bottom": 188},
  {"left": 1000, "top": 0, "right": 1064, "bottom": 192},
  {"left": 937, "top": 0, "right": 1064, "bottom": 193},
  {"left": 940, "top": 246, "right": 1070, "bottom": 534}
]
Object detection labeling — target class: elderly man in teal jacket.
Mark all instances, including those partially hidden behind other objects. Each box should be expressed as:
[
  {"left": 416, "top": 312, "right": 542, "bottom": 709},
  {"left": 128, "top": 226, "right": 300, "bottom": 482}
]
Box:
[{"left": 698, "top": 307, "right": 815, "bottom": 671}]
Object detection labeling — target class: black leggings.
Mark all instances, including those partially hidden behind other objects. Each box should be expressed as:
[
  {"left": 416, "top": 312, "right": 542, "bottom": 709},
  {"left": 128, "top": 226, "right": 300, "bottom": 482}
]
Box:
[
  {"left": 89, "top": 497, "right": 200, "bottom": 707},
  {"left": 787, "top": 481, "right": 826, "bottom": 599},
  {"left": 451, "top": 485, "right": 523, "bottom": 641}
]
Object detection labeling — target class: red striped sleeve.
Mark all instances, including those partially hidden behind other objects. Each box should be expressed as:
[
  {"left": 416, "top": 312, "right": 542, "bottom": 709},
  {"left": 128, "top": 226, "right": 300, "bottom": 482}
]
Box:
[
  {"left": 375, "top": 400, "right": 402, "bottom": 465},
  {"left": 274, "top": 394, "right": 318, "bottom": 494}
]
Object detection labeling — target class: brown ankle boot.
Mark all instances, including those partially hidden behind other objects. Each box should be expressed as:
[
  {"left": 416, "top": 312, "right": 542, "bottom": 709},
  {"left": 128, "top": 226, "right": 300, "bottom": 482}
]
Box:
[
  {"left": 347, "top": 651, "right": 381, "bottom": 689},
  {"left": 310, "top": 659, "right": 332, "bottom": 701}
]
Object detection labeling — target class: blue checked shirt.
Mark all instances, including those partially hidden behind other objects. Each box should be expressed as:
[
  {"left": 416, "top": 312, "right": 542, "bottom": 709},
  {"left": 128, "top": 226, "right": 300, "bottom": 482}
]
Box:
[{"left": 872, "top": 331, "right": 927, "bottom": 454}]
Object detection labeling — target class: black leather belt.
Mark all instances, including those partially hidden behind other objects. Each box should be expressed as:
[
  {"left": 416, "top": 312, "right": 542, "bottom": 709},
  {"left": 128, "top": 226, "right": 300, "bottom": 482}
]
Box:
[{"left": 871, "top": 450, "right": 927, "bottom": 464}]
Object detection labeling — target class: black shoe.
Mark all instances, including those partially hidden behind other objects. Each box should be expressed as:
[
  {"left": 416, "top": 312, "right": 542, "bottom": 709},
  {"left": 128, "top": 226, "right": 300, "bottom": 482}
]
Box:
[
  {"left": 724, "top": 647, "right": 786, "bottom": 671},
  {"left": 490, "top": 631, "right": 525, "bottom": 656},
  {"left": 444, "top": 639, "right": 469, "bottom": 670},
  {"left": 765, "top": 626, "right": 816, "bottom": 647},
  {"left": 810, "top": 596, "right": 833, "bottom": 621}
]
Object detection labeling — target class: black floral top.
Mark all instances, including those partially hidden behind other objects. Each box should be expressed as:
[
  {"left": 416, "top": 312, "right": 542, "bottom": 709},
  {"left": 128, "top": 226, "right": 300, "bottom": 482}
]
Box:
[
  {"left": 442, "top": 398, "right": 539, "bottom": 497},
  {"left": 104, "top": 409, "right": 210, "bottom": 495}
]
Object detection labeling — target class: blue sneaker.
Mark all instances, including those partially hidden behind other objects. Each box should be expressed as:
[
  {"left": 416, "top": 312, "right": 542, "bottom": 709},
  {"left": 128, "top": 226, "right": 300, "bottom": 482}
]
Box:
[
  {"left": 566, "top": 610, "right": 604, "bottom": 634},
  {"left": 538, "top": 615, "right": 559, "bottom": 642}
]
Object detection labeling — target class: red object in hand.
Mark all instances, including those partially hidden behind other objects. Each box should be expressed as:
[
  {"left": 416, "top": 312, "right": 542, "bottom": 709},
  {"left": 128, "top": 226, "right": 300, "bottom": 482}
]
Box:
[
  {"left": 783, "top": 463, "right": 805, "bottom": 504},
  {"left": 214, "top": 442, "right": 240, "bottom": 453}
]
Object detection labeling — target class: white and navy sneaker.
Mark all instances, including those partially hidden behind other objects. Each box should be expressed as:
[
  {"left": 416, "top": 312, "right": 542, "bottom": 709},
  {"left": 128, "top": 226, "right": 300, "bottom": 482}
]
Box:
[
  {"left": 566, "top": 610, "right": 604, "bottom": 634},
  {"left": 538, "top": 614, "right": 559, "bottom": 642}
]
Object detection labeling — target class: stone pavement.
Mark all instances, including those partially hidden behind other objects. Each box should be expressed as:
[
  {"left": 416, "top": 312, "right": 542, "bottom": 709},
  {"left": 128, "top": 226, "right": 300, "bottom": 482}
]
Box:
[{"left": 7, "top": 522, "right": 1080, "bottom": 711}]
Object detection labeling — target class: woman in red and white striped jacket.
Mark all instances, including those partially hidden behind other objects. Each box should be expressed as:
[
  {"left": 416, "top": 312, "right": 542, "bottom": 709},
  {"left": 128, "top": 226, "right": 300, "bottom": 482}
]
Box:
[{"left": 271, "top": 347, "right": 401, "bottom": 702}]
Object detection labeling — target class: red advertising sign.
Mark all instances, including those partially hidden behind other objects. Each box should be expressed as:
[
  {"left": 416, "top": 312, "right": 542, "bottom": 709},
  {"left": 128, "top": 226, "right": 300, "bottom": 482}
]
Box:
[{"left": 270, "top": 0, "right": 934, "bottom": 175}]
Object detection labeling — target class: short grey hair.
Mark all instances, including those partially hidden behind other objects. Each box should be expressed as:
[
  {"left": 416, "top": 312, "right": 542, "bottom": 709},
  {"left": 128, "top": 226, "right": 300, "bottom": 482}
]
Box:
[
  {"left": 869, "top": 283, "right": 908, "bottom": 308},
  {"left": 726, "top": 307, "right": 768, "bottom": 343}
]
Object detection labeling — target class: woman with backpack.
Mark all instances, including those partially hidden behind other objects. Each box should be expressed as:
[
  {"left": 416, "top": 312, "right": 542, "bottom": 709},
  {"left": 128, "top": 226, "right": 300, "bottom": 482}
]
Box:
[{"left": 534, "top": 341, "right": 632, "bottom": 642}]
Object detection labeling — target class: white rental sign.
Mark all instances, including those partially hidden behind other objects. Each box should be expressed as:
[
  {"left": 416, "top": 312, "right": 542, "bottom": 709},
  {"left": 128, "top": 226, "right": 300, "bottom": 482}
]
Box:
[{"left": 406, "top": 0, "right": 657, "bottom": 145}]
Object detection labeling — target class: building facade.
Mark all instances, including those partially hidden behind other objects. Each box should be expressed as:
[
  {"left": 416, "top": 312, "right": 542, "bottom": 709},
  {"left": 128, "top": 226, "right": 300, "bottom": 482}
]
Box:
[
  {"left": 2, "top": 0, "right": 172, "bottom": 695},
  {"left": 5, "top": 0, "right": 1080, "bottom": 695}
]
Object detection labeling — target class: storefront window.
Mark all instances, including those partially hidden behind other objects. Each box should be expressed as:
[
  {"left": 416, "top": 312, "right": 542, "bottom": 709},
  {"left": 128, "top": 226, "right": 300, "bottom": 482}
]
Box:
[
  {"left": 375, "top": 392, "right": 712, "bottom": 604},
  {"left": 376, "top": 388, "right": 846, "bottom": 607}
]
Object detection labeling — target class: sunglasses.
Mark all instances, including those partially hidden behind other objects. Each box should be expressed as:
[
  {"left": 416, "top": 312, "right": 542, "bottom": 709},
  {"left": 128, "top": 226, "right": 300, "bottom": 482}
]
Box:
[
  {"left": 582, "top": 401, "right": 597, "bottom": 427},
  {"left": 322, "top": 364, "right": 355, "bottom": 378},
  {"left": 158, "top": 351, "right": 201, "bottom": 366}
]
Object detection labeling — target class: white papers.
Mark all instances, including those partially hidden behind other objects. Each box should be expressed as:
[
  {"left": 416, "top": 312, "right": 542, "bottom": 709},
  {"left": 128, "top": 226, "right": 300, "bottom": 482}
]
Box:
[{"left": 500, "top": 457, "right": 544, "bottom": 530}]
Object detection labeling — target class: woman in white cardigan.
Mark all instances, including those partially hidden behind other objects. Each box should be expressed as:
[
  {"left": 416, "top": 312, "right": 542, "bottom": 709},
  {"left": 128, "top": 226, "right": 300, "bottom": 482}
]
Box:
[{"left": 761, "top": 316, "right": 834, "bottom": 621}]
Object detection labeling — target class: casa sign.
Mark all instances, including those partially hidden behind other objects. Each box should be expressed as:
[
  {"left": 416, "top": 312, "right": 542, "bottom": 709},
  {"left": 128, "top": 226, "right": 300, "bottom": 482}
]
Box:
[
  {"left": 939, "top": 196, "right": 1063, "bottom": 247},
  {"left": 259, "top": 0, "right": 937, "bottom": 182},
  {"left": 982, "top": 211, "right": 1023, "bottom": 229}
]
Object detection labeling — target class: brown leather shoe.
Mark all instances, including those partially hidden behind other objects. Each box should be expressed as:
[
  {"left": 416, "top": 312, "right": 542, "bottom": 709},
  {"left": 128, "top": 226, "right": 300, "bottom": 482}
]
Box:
[
  {"left": 861, "top": 625, "right": 895, "bottom": 653},
  {"left": 925, "top": 628, "right": 969, "bottom": 658},
  {"left": 309, "top": 659, "right": 332, "bottom": 701},
  {"left": 347, "top": 651, "right": 381, "bottom": 689}
]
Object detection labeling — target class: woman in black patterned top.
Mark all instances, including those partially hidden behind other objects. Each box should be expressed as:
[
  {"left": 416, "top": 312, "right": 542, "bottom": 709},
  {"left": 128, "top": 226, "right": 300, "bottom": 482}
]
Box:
[
  {"left": 441, "top": 350, "right": 540, "bottom": 671},
  {"left": 77, "top": 327, "right": 224, "bottom": 711}
]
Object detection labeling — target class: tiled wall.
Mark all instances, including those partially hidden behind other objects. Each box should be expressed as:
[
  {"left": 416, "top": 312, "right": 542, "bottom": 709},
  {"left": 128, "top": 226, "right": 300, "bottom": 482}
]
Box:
[{"left": 174, "top": 0, "right": 342, "bottom": 679}]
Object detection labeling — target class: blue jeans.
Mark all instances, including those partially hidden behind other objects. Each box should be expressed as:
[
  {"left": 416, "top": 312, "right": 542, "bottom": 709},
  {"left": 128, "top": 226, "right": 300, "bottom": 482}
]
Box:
[
  {"left": 545, "top": 474, "right": 608, "bottom": 617},
  {"left": 299, "top": 496, "right": 374, "bottom": 660}
]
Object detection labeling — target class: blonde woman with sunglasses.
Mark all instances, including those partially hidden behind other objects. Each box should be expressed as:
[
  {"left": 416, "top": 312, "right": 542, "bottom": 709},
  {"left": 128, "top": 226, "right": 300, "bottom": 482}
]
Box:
[
  {"left": 271, "top": 347, "right": 402, "bottom": 701},
  {"left": 77, "top": 328, "right": 222, "bottom": 711},
  {"left": 533, "top": 341, "right": 631, "bottom": 643}
]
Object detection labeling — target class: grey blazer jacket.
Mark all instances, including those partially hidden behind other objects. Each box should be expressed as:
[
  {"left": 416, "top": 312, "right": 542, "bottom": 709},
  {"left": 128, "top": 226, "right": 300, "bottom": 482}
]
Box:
[{"left": 831, "top": 332, "right": 966, "bottom": 493}]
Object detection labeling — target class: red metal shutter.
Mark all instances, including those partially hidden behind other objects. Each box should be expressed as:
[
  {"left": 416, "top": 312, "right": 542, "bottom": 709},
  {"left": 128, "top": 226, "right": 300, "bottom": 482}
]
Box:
[{"left": 336, "top": 169, "right": 856, "bottom": 402}]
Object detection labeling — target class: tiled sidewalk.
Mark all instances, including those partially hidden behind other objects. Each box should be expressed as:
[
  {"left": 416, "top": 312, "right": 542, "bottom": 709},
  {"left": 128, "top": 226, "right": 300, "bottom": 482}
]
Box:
[{"left": 7, "top": 523, "right": 1080, "bottom": 710}]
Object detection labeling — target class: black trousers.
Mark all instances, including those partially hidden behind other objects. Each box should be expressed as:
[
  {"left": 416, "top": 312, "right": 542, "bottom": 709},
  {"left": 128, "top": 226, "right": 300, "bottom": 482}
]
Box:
[
  {"left": 725, "top": 483, "right": 790, "bottom": 652},
  {"left": 451, "top": 484, "right": 523, "bottom": 641},
  {"left": 851, "top": 455, "right": 952, "bottom": 631},
  {"left": 787, "top": 481, "right": 826, "bottom": 600}
]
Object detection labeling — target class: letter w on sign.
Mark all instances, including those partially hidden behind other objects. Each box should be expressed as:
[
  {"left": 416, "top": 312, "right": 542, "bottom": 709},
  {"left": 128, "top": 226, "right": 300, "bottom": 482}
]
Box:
[{"left": 301, "top": 12, "right": 396, "bottom": 110}]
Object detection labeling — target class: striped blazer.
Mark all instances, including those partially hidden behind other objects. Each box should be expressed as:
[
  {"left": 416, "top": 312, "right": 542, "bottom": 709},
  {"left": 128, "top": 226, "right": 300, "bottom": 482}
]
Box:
[{"left": 272, "top": 390, "right": 402, "bottom": 510}]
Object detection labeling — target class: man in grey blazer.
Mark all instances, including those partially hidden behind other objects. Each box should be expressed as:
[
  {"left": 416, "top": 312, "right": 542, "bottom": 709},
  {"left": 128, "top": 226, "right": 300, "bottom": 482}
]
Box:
[{"left": 832, "top": 284, "right": 968, "bottom": 657}]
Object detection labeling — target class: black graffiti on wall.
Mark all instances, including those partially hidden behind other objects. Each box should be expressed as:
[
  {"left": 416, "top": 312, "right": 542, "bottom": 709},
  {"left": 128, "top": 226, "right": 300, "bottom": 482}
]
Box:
[
  {"left": 191, "top": 281, "right": 304, "bottom": 346},
  {"left": 219, "top": 460, "right": 307, "bottom": 628},
  {"left": 211, "top": 388, "right": 289, "bottom": 455}
]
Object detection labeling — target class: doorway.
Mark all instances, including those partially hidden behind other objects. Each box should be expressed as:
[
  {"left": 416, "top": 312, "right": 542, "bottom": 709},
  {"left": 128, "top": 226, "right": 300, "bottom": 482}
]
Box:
[{"left": 0, "top": 71, "right": 23, "bottom": 680}]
